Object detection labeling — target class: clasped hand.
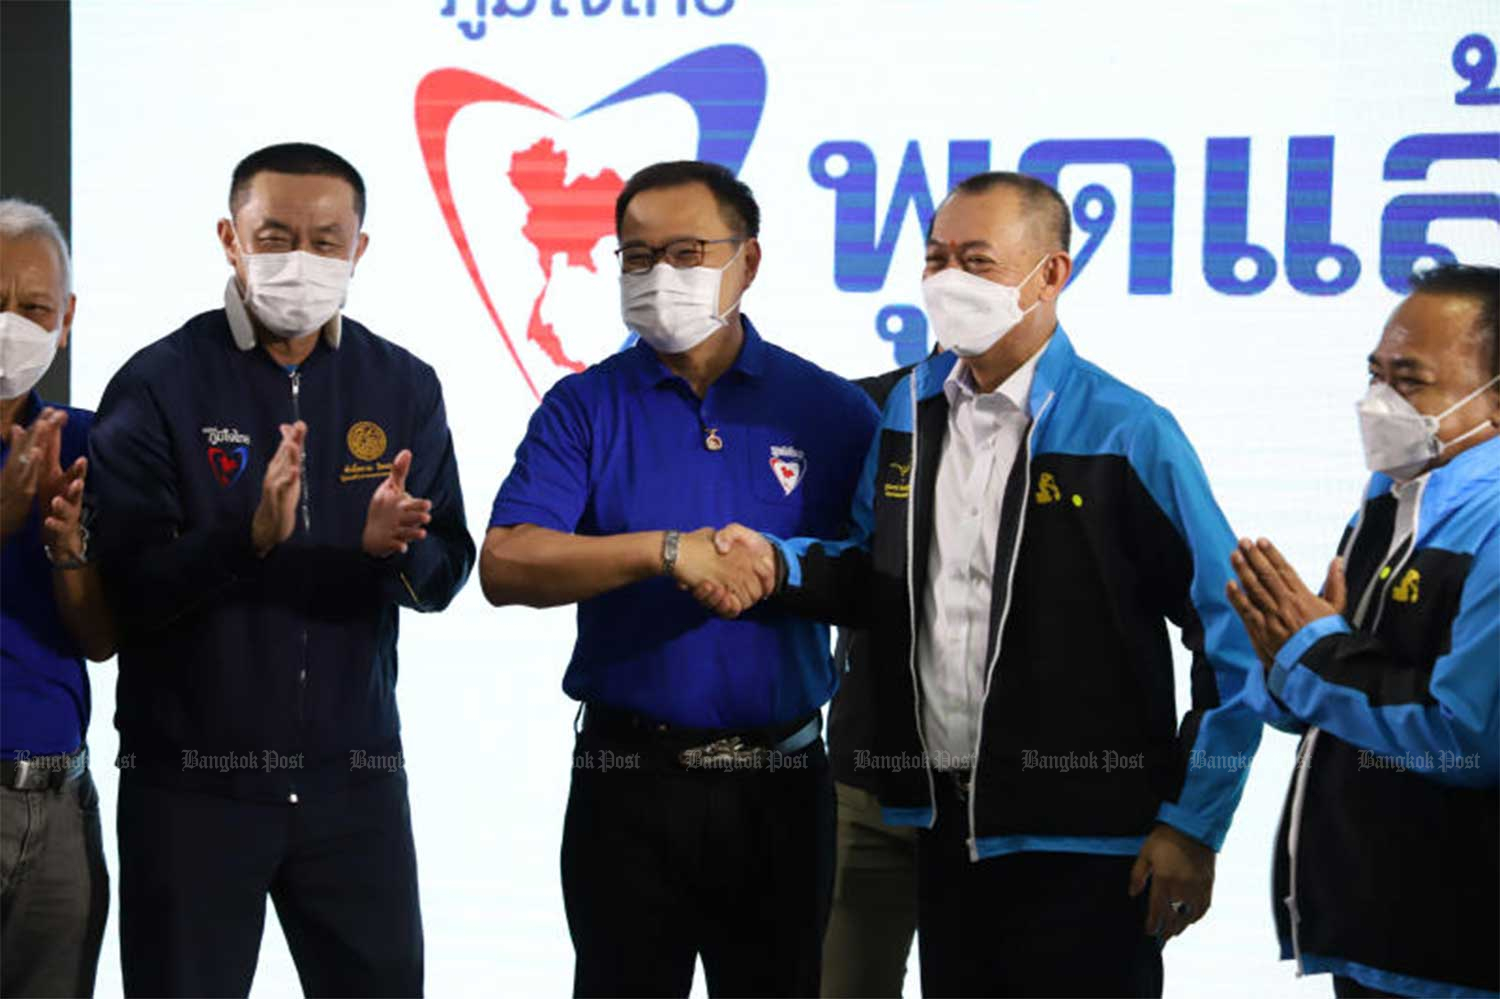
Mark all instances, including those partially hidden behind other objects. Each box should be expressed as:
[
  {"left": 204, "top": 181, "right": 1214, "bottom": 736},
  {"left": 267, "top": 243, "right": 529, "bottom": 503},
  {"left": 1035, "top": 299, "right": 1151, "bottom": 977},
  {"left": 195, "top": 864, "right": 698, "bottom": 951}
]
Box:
[{"left": 671, "top": 524, "right": 776, "bottom": 619}]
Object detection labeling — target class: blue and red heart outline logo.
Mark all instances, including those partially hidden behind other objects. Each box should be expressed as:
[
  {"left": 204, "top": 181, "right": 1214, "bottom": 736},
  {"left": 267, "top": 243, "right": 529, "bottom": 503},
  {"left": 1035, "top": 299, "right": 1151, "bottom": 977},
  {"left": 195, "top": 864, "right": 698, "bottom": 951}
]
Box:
[
  {"left": 414, "top": 44, "right": 766, "bottom": 400},
  {"left": 206, "top": 444, "right": 249, "bottom": 488}
]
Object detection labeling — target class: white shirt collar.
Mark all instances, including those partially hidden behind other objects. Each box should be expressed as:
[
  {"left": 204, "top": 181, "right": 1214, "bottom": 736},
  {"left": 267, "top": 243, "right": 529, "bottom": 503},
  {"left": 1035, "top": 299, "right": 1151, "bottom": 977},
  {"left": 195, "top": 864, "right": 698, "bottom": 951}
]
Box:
[
  {"left": 943, "top": 345, "right": 1042, "bottom": 415},
  {"left": 223, "top": 276, "right": 342, "bottom": 352}
]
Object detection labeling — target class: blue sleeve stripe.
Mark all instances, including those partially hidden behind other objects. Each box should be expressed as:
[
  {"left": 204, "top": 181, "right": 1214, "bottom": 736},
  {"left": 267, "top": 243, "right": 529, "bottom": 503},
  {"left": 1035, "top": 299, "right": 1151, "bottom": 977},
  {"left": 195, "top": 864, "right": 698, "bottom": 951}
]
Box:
[
  {"left": 974, "top": 834, "right": 1145, "bottom": 860},
  {"left": 1271, "top": 614, "right": 1351, "bottom": 676}
]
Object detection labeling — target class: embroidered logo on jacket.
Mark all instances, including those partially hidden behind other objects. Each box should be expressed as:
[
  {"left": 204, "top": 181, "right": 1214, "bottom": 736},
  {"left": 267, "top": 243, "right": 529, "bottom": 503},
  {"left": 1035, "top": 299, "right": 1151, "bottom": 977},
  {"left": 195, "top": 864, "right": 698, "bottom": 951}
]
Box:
[
  {"left": 341, "top": 421, "right": 394, "bottom": 483},
  {"left": 1035, "top": 471, "right": 1084, "bottom": 508},
  {"left": 769, "top": 445, "right": 806, "bottom": 496},
  {"left": 1391, "top": 569, "right": 1421, "bottom": 604},
  {"left": 883, "top": 461, "right": 911, "bottom": 499},
  {"left": 201, "top": 426, "right": 251, "bottom": 488}
]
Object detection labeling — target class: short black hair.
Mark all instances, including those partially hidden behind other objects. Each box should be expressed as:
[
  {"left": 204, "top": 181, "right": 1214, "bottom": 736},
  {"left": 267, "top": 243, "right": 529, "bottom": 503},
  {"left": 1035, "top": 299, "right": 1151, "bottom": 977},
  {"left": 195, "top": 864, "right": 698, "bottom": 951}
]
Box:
[
  {"left": 1409, "top": 262, "right": 1500, "bottom": 378},
  {"left": 615, "top": 160, "right": 759, "bottom": 238},
  {"left": 930, "top": 171, "right": 1071, "bottom": 254},
  {"left": 229, "top": 142, "right": 367, "bottom": 223}
]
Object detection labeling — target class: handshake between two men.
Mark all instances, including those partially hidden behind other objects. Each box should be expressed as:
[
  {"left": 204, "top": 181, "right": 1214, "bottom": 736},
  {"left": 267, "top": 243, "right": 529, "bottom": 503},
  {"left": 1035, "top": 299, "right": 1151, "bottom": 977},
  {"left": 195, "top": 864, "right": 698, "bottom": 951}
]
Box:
[{"left": 672, "top": 524, "right": 778, "bottom": 619}]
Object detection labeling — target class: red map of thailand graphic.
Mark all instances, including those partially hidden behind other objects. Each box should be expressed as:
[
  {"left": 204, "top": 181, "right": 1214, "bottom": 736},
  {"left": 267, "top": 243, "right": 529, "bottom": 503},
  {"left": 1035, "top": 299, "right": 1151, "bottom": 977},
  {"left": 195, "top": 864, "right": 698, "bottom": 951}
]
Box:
[{"left": 507, "top": 138, "right": 624, "bottom": 372}]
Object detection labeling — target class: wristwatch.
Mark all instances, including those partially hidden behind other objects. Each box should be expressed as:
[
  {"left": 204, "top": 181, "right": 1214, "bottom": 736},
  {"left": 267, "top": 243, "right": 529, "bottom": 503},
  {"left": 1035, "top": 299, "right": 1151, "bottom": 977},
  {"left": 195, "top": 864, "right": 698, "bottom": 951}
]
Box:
[
  {"left": 45, "top": 523, "right": 89, "bottom": 571},
  {"left": 661, "top": 529, "right": 681, "bottom": 576}
]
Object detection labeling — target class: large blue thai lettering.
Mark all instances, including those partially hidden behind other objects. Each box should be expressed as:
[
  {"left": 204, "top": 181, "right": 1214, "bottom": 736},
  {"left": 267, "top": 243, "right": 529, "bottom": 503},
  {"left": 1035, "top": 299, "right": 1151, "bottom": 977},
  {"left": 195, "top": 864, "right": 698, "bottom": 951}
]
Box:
[
  {"left": 1284, "top": 136, "right": 1360, "bottom": 295},
  {"left": 876, "top": 305, "right": 929, "bottom": 366},
  {"left": 1452, "top": 33, "right": 1500, "bottom": 106},
  {"left": 1380, "top": 132, "right": 1500, "bottom": 292},
  {"left": 809, "top": 141, "right": 937, "bottom": 293},
  {"left": 1018, "top": 139, "right": 1174, "bottom": 294},
  {"left": 1202, "top": 138, "right": 1276, "bottom": 295}
]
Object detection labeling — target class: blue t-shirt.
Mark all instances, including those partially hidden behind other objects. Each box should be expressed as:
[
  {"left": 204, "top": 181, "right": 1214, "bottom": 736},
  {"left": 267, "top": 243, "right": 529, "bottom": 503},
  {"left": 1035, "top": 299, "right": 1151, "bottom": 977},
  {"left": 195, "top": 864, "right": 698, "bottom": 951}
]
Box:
[
  {"left": 0, "top": 391, "right": 94, "bottom": 757},
  {"left": 490, "top": 317, "right": 879, "bottom": 729}
]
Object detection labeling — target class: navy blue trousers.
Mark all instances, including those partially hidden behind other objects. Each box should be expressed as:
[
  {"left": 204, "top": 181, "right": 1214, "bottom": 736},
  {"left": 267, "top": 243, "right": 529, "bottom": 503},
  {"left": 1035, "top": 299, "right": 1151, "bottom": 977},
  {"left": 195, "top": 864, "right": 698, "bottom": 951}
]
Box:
[{"left": 117, "top": 771, "right": 422, "bottom": 998}]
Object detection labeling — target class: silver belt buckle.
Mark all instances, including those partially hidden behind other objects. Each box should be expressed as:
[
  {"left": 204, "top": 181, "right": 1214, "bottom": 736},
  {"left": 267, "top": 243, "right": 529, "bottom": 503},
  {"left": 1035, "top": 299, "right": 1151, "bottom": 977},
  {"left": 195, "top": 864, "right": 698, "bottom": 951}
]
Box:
[{"left": 680, "top": 735, "right": 755, "bottom": 769}]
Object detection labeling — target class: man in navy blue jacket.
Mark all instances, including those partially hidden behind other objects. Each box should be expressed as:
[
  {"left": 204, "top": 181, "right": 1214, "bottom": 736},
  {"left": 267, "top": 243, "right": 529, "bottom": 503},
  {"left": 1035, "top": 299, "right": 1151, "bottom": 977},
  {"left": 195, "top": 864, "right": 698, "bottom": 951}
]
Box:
[{"left": 89, "top": 143, "right": 474, "bottom": 997}]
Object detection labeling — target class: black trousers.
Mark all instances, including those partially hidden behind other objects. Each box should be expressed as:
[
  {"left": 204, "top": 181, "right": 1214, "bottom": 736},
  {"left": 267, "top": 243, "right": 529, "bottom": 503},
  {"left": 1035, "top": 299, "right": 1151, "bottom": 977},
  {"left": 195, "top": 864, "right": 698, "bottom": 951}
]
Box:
[
  {"left": 561, "top": 727, "right": 835, "bottom": 998},
  {"left": 0, "top": 772, "right": 109, "bottom": 998},
  {"left": 117, "top": 771, "right": 422, "bottom": 998},
  {"left": 917, "top": 775, "right": 1163, "bottom": 998}
]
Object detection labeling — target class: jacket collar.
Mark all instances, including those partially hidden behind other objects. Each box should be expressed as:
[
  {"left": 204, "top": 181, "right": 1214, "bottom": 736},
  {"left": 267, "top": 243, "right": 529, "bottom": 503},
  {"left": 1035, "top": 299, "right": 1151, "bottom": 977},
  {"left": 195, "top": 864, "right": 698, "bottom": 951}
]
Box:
[
  {"left": 1376, "top": 433, "right": 1500, "bottom": 518},
  {"left": 911, "top": 324, "right": 1076, "bottom": 411},
  {"left": 223, "top": 277, "right": 342, "bottom": 352}
]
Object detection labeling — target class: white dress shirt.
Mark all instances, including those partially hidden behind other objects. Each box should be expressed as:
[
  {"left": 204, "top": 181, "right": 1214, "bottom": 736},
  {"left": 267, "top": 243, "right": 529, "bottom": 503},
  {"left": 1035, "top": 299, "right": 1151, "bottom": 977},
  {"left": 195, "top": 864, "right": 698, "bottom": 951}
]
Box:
[{"left": 918, "top": 349, "right": 1040, "bottom": 770}]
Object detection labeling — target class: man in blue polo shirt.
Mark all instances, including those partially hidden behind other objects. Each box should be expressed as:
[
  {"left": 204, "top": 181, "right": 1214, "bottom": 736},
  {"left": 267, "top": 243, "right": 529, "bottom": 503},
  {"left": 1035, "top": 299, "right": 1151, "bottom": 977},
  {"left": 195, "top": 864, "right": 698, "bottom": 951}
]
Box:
[
  {"left": 480, "top": 160, "right": 878, "bottom": 998},
  {"left": 1, "top": 198, "right": 114, "bottom": 997}
]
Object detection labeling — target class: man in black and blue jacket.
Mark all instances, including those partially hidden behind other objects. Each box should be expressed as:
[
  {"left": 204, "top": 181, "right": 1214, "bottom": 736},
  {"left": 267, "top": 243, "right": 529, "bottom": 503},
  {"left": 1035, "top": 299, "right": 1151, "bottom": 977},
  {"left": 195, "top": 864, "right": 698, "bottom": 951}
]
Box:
[
  {"left": 705, "top": 173, "right": 1264, "bottom": 997},
  {"left": 89, "top": 143, "right": 473, "bottom": 997},
  {"left": 1230, "top": 263, "right": 1498, "bottom": 999}
]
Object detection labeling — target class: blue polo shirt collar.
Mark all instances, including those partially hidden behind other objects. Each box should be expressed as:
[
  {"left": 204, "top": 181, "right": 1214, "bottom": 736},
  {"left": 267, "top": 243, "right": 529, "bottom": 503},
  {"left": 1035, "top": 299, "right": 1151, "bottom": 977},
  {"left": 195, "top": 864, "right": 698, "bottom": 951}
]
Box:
[{"left": 626, "top": 314, "right": 767, "bottom": 390}]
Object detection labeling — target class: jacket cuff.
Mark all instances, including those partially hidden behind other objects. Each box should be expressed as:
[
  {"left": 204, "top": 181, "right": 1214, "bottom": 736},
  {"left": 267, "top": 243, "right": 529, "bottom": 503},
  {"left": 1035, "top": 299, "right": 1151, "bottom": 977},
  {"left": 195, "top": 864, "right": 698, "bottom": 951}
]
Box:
[
  {"left": 763, "top": 533, "right": 800, "bottom": 589},
  {"left": 1268, "top": 614, "right": 1350, "bottom": 699},
  {"left": 1154, "top": 802, "right": 1224, "bottom": 852}
]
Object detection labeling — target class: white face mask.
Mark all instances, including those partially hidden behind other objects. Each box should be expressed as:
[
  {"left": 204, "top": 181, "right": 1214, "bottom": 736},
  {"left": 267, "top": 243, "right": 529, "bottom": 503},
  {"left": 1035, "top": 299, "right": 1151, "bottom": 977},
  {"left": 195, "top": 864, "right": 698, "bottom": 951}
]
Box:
[
  {"left": 1357, "top": 375, "right": 1500, "bottom": 479},
  {"left": 921, "top": 254, "right": 1049, "bottom": 358},
  {"left": 619, "top": 243, "right": 745, "bottom": 355},
  {"left": 0, "top": 311, "right": 62, "bottom": 400},
  {"left": 234, "top": 227, "right": 354, "bottom": 339}
]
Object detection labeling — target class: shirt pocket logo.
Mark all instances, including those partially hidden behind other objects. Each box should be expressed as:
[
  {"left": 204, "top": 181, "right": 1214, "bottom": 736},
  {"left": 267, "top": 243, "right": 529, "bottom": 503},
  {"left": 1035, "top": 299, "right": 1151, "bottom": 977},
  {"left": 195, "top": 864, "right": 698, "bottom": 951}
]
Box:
[{"left": 768, "top": 445, "right": 806, "bottom": 496}]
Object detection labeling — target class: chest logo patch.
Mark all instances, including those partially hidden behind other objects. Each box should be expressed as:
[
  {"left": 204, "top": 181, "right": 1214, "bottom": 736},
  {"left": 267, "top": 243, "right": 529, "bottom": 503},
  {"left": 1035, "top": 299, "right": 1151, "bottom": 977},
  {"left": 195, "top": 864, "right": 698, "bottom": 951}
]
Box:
[
  {"left": 346, "top": 421, "right": 388, "bottom": 462},
  {"left": 884, "top": 461, "right": 911, "bottom": 500},
  {"left": 769, "top": 445, "right": 806, "bottom": 497},
  {"left": 201, "top": 426, "right": 251, "bottom": 488},
  {"left": 1036, "top": 472, "right": 1062, "bottom": 504},
  {"left": 1391, "top": 568, "right": 1421, "bottom": 604}
]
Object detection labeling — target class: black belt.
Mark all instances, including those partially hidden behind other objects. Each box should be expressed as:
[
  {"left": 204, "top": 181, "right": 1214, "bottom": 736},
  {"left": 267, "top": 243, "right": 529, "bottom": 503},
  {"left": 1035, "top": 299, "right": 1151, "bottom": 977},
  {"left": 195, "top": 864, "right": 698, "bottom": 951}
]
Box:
[
  {"left": 2, "top": 747, "right": 88, "bottom": 791},
  {"left": 580, "top": 704, "right": 822, "bottom": 769}
]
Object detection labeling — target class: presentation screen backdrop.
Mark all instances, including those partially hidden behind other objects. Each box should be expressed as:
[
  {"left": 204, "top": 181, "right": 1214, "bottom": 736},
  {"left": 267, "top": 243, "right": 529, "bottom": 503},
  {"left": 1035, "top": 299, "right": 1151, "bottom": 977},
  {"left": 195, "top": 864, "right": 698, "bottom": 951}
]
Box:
[{"left": 68, "top": 2, "right": 1498, "bottom": 994}]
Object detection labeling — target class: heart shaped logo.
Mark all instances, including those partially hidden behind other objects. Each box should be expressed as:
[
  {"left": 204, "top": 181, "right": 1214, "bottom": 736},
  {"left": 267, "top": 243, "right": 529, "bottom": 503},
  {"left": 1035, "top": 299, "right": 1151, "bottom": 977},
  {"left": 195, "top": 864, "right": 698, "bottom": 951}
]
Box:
[
  {"left": 207, "top": 445, "right": 248, "bottom": 488},
  {"left": 768, "top": 445, "right": 805, "bottom": 497},
  {"left": 414, "top": 45, "right": 766, "bottom": 400}
]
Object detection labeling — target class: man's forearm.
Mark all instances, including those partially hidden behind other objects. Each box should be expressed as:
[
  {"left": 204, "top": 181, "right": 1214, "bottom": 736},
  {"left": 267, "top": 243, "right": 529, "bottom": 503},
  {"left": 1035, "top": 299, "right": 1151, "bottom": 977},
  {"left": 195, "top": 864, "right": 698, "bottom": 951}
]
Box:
[
  {"left": 481, "top": 524, "right": 663, "bottom": 608},
  {"left": 51, "top": 565, "right": 116, "bottom": 662}
]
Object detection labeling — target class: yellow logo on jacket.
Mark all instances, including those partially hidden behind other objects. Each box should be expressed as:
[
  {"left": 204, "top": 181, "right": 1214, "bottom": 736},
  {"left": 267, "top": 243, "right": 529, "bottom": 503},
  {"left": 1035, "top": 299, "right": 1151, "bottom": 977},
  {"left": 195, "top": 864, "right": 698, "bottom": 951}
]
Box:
[
  {"left": 341, "top": 421, "right": 393, "bottom": 483},
  {"left": 1391, "top": 569, "right": 1420, "bottom": 604},
  {"left": 1035, "top": 472, "right": 1062, "bottom": 504},
  {"left": 884, "top": 461, "right": 912, "bottom": 500}
]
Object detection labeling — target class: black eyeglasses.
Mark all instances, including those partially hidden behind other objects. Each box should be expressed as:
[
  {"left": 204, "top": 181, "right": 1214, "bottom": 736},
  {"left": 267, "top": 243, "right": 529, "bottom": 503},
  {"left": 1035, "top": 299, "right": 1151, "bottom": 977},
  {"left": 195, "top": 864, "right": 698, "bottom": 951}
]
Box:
[{"left": 615, "top": 237, "right": 742, "bottom": 274}]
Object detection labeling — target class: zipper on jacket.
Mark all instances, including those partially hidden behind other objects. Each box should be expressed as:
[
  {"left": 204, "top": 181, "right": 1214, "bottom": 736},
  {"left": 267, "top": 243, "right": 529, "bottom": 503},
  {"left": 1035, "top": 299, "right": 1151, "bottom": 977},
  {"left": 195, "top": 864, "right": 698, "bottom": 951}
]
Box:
[
  {"left": 290, "top": 371, "right": 311, "bottom": 533},
  {"left": 966, "top": 390, "right": 1054, "bottom": 862},
  {"left": 1282, "top": 476, "right": 1423, "bottom": 970},
  {"left": 288, "top": 369, "right": 310, "bottom": 806},
  {"left": 906, "top": 374, "right": 938, "bottom": 830}
]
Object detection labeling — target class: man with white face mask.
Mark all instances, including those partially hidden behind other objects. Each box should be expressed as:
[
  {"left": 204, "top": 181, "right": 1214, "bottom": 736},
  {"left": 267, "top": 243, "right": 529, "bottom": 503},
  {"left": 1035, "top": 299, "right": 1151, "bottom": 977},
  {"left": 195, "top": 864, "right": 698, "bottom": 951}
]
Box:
[
  {"left": 706, "top": 172, "right": 1265, "bottom": 997},
  {"left": 0, "top": 197, "right": 114, "bottom": 997},
  {"left": 88, "top": 143, "right": 474, "bottom": 997},
  {"left": 1229, "top": 263, "right": 1499, "bottom": 999},
  {"left": 480, "top": 160, "right": 878, "bottom": 997}
]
